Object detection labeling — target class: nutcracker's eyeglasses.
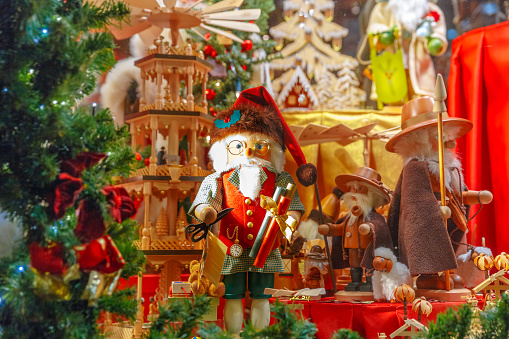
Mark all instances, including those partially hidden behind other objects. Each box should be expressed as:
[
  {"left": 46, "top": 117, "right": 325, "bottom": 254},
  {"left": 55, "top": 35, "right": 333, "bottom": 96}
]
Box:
[{"left": 227, "top": 140, "right": 271, "bottom": 156}]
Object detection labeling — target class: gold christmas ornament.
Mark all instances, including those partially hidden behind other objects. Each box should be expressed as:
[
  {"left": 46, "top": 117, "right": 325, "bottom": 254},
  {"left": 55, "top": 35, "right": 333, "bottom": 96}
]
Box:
[
  {"left": 32, "top": 264, "right": 81, "bottom": 301},
  {"left": 474, "top": 253, "right": 494, "bottom": 271},
  {"left": 81, "top": 270, "right": 123, "bottom": 304},
  {"left": 494, "top": 252, "right": 509, "bottom": 271},
  {"left": 33, "top": 269, "right": 71, "bottom": 301}
]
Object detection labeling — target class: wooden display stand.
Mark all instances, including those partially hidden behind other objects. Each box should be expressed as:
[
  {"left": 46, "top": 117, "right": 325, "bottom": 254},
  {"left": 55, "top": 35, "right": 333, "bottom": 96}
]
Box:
[
  {"left": 335, "top": 291, "right": 374, "bottom": 302},
  {"left": 415, "top": 288, "right": 471, "bottom": 302},
  {"left": 112, "top": 37, "right": 215, "bottom": 338}
]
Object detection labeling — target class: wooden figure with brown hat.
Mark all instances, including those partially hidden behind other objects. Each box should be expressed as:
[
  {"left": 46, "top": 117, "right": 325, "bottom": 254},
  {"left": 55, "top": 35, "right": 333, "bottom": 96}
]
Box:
[
  {"left": 386, "top": 75, "right": 493, "bottom": 297},
  {"left": 318, "top": 167, "right": 398, "bottom": 300}
]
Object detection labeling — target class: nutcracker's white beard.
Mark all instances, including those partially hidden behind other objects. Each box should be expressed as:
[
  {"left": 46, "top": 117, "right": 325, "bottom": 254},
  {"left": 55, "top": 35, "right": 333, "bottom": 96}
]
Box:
[{"left": 387, "top": 0, "right": 429, "bottom": 32}]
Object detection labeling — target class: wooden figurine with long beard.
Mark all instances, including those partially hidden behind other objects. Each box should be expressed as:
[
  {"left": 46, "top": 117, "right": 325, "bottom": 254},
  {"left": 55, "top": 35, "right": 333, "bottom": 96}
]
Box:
[
  {"left": 318, "top": 167, "right": 395, "bottom": 292},
  {"left": 386, "top": 96, "right": 492, "bottom": 290},
  {"left": 189, "top": 87, "right": 313, "bottom": 334}
]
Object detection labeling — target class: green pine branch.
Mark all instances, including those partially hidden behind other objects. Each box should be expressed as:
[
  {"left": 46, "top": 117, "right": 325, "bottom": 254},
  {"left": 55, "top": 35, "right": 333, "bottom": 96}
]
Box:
[
  {"left": 241, "top": 299, "right": 317, "bottom": 339},
  {"left": 331, "top": 329, "right": 363, "bottom": 339}
]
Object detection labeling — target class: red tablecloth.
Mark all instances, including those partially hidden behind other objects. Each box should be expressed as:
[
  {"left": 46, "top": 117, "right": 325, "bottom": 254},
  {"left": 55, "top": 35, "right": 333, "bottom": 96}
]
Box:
[{"left": 271, "top": 297, "right": 477, "bottom": 338}]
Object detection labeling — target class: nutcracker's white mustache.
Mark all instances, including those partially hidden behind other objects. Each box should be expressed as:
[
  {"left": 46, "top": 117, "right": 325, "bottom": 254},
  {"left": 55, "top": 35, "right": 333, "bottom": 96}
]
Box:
[
  {"left": 227, "top": 157, "right": 270, "bottom": 199},
  {"left": 342, "top": 192, "right": 373, "bottom": 224}
]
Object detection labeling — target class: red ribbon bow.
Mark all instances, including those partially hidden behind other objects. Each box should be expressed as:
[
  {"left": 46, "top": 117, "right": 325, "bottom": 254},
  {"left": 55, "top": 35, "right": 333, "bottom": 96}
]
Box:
[
  {"left": 48, "top": 152, "right": 106, "bottom": 220},
  {"left": 74, "top": 235, "right": 125, "bottom": 274},
  {"left": 29, "top": 242, "right": 68, "bottom": 274}
]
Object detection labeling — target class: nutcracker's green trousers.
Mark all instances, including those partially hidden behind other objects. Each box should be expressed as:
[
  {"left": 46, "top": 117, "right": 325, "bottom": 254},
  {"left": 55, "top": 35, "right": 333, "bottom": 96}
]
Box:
[{"left": 222, "top": 272, "right": 274, "bottom": 299}]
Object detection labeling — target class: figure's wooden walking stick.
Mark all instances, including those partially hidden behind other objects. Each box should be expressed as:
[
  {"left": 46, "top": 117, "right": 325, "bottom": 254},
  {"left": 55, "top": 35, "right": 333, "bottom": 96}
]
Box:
[
  {"left": 434, "top": 74, "right": 452, "bottom": 291},
  {"left": 314, "top": 182, "right": 337, "bottom": 293}
]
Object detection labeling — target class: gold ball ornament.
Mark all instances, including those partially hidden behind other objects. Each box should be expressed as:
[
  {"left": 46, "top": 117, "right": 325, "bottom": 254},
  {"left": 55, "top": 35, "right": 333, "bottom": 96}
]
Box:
[
  {"left": 412, "top": 297, "right": 433, "bottom": 316},
  {"left": 394, "top": 284, "right": 415, "bottom": 303},
  {"left": 474, "top": 253, "right": 494, "bottom": 271},
  {"left": 494, "top": 252, "right": 509, "bottom": 270}
]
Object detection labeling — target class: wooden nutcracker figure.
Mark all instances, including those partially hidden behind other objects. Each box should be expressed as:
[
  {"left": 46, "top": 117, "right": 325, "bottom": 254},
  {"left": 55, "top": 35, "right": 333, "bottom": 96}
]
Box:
[
  {"left": 319, "top": 167, "right": 394, "bottom": 292},
  {"left": 189, "top": 87, "right": 315, "bottom": 334}
]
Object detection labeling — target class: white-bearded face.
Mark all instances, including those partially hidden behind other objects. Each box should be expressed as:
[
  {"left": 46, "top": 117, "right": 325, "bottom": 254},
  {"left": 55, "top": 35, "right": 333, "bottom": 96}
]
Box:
[
  {"left": 387, "top": 0, "right": 429, "bottom": 32},
  {"left": 208, "top": 133, "right": 286, "bottom": 199},
  {"left": 392, "top": 127, "right": 463, "bottom": 191},
  {"left": 341, "top": 181, "right": 387, "bottom": 224}
]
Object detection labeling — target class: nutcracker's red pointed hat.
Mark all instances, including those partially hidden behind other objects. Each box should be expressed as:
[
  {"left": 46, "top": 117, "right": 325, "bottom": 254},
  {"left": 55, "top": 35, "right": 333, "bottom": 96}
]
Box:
[{"left": 210, "top": 86, "right": 316, "bottom": 186}]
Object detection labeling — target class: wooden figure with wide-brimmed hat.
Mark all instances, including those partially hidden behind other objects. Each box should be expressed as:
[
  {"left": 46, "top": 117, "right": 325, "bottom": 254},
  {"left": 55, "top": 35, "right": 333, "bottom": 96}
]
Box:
[
  {"left": 386, "top": 76, "right": 493, "bottom": 296},
  {"left": 318, "top": 167, "right": 398, "bottom": 298}
]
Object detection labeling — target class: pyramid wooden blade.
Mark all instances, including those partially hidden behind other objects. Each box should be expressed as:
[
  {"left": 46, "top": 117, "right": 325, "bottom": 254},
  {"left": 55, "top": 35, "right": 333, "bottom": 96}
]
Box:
[
  {"left": 298, "top": 124, "right": 330, "bottom": 141},
  {"left": 353, "top": 122, "right": 378, "bottom": 135},
  {"left": 338, "top": 137, "right": 359, "bottom": 146},
  {"left": 202, "top": 8, "right": 261, "bottom": 21},
  {"left": 299, "top": 138, "right": 344, "bottom": 146},
  {"left": 203, "top": 19, "right": 260, "bottom": 33},
  {"left": 318, "top": 123, "right": 358, "bottom": 139},
  {"left": 200, "top": 24, "right": 243, "bottom": 43},
  {"left": 107, "top": 21, "right": 152, "bottom": 40},
  {"left": 137, "top": 25, "right": 164, "bottom": 45},
  {"left": 190, "top": 27, "right": 207, "bottom": 40},
  {"left": 124, "top": 0, "right": 160, "bottom": 9},
  {"left": 200, "top": 0, "right": 244, "bottom": 14},
  {"left": 290, "top": 125, "right": 305, "bottom": 139},
  {"left": 162, "top": 0, "right": 177, "bottom": 9}
]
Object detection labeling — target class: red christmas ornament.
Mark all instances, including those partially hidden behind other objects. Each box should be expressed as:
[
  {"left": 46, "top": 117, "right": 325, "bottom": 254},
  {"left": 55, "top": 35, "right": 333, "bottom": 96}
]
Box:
[
  {"left": 144, "top": 158, "right": 150, "bottom": 166},
  {"left": 206, "top": 88, "right": 216, "bottom": 100},
  {"left": 209, "top": 106, "right": 217, "bottom": 116},
  {"left": 210, "top": 49, "right": 218, "bottom": 58},
  {"left": 135, "top": 152, "right": 142, "bottom": 161},
  {"left": 203, "top": 45, "right": 213, "bottom": 55},
  {"left": 205, "top": 32, "right": 211, "bottom": 41},
  {"left": 241, "top": 39, "right": 253, "bottom": 52},
  {"left": 241, "top": 65, "right": 247, "bottom": 71}
]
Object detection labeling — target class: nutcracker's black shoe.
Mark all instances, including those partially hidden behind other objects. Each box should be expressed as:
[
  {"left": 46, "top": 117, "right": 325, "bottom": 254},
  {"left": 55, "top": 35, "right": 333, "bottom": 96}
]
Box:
[{"left": 345, "top": 267, "right": 363, "bottom": 291}]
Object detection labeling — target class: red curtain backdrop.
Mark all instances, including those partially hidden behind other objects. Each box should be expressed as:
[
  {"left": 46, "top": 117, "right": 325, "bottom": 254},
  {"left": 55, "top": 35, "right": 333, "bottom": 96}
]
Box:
[{"left": 448, "top": 21, "right": 509, "bottom": 254}]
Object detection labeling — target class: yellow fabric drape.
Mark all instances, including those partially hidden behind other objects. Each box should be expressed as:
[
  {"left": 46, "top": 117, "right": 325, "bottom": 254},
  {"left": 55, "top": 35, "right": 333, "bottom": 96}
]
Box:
[{"left": 282, "top": 109, "right": 403, "bottom": 217}]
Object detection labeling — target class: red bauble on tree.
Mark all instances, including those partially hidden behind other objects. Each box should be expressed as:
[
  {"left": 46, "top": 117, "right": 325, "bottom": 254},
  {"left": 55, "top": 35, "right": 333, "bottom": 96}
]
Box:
[
  {"left": 135, "top": 152, "right": 142, "bottom": 161},
  {"left": 241, "top": 65, "right": 247, "bottom": 71},
  {"left": 210, "top": 49, "right": 218, "bottom": 58},
  {"left": 203, "top": 44, "right": 214, "bottom": 56},
  {"left": 206, "top": 88, "right": 216, "bottom": 100},
  {"left": 241, "top": 39, "right": 253, "bottom": 52}
]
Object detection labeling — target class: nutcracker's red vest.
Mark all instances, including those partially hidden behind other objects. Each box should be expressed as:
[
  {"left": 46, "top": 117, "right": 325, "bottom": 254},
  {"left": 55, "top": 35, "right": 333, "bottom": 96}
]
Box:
[{"left": 219, "top": 167, "right": 277, "bottom": 256}]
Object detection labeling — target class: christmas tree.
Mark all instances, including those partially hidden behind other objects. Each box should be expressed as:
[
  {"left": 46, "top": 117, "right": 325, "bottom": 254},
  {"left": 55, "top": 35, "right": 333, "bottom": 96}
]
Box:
[
  {"left": 270, "top": 0, "right": 366, "bottom": 110},
  {"left": 195, "top": 0, "right": 278, "bottom": 112},
  {"left": 0, "top": 0, "right": 146, "bottom": 337}
]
